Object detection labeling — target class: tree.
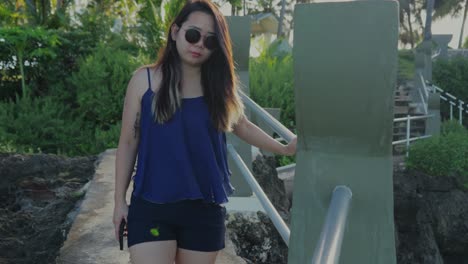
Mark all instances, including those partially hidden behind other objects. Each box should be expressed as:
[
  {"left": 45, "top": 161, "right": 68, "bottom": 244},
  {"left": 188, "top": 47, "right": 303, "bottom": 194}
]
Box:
[
  {"left": 399, "top": 0, "right": 417, "bottom": 48},
  {"left": 433, "top": 0, "right": 467, "bottom": 48},
  {"left": 1, "top": 0, "right": 72, "bottom": 28},
  {"left": 0, "top": 27, "right": 59, "bottom": 97},
  {"left": 459, "top": 0, "right": 468, "bottom": 48}
]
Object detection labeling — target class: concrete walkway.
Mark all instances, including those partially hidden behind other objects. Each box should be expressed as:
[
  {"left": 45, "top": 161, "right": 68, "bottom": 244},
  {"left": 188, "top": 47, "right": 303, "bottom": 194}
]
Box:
[{"left": 57, "top": 149, "right": 247, "bottom": 264}]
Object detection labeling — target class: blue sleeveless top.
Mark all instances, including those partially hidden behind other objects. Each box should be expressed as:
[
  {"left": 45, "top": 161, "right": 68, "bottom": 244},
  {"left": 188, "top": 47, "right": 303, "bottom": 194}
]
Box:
[{"left": 131, "top": 68, "right": 234, "bottom": 204}]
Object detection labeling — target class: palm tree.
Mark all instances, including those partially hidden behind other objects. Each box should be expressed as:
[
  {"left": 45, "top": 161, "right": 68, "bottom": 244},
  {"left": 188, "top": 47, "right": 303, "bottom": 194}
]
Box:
[
  {"left": 399, "top": 0, "right": 416, "bottom": 48},
  {"left": 423, "top": 0, "right": 435, "bottom": 41},
  {"left": 459, "top": 0, "right": 468, "bottom": 48},
  {"left": 433, "top": 0, "right": 466, "bottom": 48}
]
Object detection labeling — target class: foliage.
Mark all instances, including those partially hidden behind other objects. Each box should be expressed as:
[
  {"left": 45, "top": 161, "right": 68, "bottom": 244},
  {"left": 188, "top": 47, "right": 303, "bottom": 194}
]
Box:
[
  {"left": 276, "top": 154, "right": 296, "bottom": 167},
  {"left": 0, "top": 2, "right": 26, "bottom": 26},
  {"left": 0, "top": 95, "right": 91, "bottom": 155},
  {"left": 36, "top": 29, "right": 97, "bottom": 105},
  {"left": 442, "top": 120, "right": 468, "bottom": 135},
  {"left": 94, "top": 122, "right": 122, "bottom": 151},
  {"left": 433, "top": 56, "right": 468, "bottom": 126},
  {"left": 407, "top": 122, "right": 468, "bottom": 181},
  {"left": 70, "top": 44, "right": 140, "bottom": 130},
  {"left": 433, "top": 0, "right": 466, "bottom": 19},
  {"left": 250, "top": 41, "right": 296, "bottom": 166},
  {"left": 398, "top": 49, "right": 415, "bottom": 82},
  {"left": 250, "top": 42, "right": 295, "bottom": 130},
  {"left": 73, "top": 4, "right": 115, "bottom": 45},
  {"left": 0, "top": 0, "right": 72, "bottom": 28},
  {"left": 162, "top": 0, "right": 186, "bottom": 31},
  {"left": 135, "top": 0, "right": 165, "bottom": 60},
  {"left": 0, "top": 26, "right": 60, "bottom": 97},
  {"left": 398, "top": 0, "right": 425, "bottom": 48}
]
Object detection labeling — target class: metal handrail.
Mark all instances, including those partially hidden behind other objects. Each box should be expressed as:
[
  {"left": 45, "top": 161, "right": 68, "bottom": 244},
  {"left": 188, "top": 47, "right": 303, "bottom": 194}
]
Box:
[
  {"left": 416, "top": 72, "right": 429, "bottom": 114},
  {"left": 393, "top": 114, "right": 434, "bottom": 156},
  {"left": 419, "top": 73, "right": 430, "bottom": 99},
  {"left": 227, "top": 144, "right": 291, "bottom": 246},
  {"left": 392, "top": 135, "right": 432, "bottom": 145},
  {"left": 393, "top": 114, "right": 434, "bottom": 122},
  {"left": 311, "top": 186, "right": 353, "bottom": 264},
  {"left": 426, "top": 82, "right": 468, "bottom": 123},
  {"left": 240, "top": 92, "right": 296, "bottom": 142},
  {"left": 226, "top": 93, "right": 295, "bottom": 245}
]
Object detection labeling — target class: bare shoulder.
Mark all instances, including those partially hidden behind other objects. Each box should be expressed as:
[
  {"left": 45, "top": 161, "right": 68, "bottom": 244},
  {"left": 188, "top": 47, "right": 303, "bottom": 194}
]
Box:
[
  {"left": 127, "top": 65, "right": 162, "bottom": 101},
  {"left": 128, "top": 67, "right": 149, "bottom": 100}
]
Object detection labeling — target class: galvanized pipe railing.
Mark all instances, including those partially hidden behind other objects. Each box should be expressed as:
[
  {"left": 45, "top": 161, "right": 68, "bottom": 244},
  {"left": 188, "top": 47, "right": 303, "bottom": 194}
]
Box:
[
  {"left": 240, "top": 92, "right": 296, "bottom": 142},
  {"left": 311, "top": 186, "right": 353, "bottom": 264},
  {"left": 227, "top": 144, "right": 291, "bottom": 245},
  {"left": 426, "top": 81, "right": 468, "bottom": 124},
  {"left": 226, "top": 93, "right": 297, "bottom": 246},
  {"left": 393, "top": 114, "right": 434, "bottom": 156}
]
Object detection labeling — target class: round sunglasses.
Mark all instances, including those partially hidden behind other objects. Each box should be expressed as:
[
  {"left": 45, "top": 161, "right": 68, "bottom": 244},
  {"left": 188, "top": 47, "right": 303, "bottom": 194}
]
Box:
[{"left": 182, "top": 28, "right": 218, "bottom": 50}]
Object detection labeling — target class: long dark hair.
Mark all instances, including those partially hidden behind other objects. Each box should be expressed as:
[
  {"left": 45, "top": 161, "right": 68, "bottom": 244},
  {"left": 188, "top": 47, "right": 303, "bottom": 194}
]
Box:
[{"left": 144, "top": 0, "right": 244, "bottom": 132}]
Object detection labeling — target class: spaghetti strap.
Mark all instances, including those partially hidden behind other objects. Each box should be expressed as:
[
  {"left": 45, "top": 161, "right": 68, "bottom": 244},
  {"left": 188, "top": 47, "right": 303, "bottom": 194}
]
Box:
[{"left": 146, "top": 67, "right": 151, "bottom": 90}]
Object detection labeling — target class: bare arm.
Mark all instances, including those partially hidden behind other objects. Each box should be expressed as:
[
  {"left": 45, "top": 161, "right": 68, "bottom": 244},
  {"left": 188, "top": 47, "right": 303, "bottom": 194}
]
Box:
[
  {"left": 232, "top": 115, "right": 296, "bottom": 156},
  {"left": 114, "top": 69, "right": 146, "bottom": 206}
]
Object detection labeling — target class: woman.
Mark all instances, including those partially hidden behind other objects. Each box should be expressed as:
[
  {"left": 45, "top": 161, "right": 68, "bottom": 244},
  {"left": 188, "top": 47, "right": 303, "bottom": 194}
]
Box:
[{"left": 113, "top": 1, "right": 297, "bottom": 263}]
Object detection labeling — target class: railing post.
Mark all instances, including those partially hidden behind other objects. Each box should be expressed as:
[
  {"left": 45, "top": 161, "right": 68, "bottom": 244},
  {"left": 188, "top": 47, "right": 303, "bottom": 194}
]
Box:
[
  {"left": 459, "top": 101, "right": 464, "bottom": 125},
  {"left": 450, "top": 102, "right": 454, "bottom": 120},
  {"left": 406, "top": 114, "right": 411, "bottom": 157}
]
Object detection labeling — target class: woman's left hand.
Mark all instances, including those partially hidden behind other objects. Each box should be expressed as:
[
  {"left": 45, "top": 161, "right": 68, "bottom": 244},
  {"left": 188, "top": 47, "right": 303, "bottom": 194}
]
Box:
[{"left": 283, "top": 136, "right": 297, "bottom": 156}]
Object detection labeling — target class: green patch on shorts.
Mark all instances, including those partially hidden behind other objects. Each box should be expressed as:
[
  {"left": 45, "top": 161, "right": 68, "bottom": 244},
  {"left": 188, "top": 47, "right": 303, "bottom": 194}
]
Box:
[{"left": 150, "top": 227, "right": 160, "bottom": 237}]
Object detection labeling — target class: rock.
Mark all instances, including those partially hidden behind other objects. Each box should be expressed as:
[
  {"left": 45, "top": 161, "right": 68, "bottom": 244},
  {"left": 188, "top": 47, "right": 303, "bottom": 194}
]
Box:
[
  {"left": 394, "top": 168, "right": 468, "bottom": 263},
  {"left": 252, "top": 155, "right": 291, "bottom": 222},
  {"left": 0, "top": 152, "right": 97, "bottom": 264},
  {"left": 226, "top": 211, "right": 288, "bottom": 264}
]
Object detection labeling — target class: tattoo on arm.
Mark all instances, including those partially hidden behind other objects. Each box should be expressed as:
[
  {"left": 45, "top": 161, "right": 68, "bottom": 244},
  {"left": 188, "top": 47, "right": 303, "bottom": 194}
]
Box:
[{"left": 133, "top": 112, "right": 140, "bottom": 139}]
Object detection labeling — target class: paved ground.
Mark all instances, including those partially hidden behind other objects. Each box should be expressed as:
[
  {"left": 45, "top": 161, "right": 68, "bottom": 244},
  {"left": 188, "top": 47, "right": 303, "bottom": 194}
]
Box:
[{"left": 56, "top": 149, "right": 250, "bottom": 264}]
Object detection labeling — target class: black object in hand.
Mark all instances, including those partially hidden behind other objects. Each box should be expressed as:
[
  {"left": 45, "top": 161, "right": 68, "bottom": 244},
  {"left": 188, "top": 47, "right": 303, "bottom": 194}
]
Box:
[{"left": 119, "top": 219, "right": 126, "bottom": 250}]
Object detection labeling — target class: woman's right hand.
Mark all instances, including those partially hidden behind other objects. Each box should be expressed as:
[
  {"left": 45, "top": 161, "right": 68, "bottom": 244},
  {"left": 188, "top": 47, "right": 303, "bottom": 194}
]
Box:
[{"left": 113, "top": 202, "right": 129, "bottom": 241}]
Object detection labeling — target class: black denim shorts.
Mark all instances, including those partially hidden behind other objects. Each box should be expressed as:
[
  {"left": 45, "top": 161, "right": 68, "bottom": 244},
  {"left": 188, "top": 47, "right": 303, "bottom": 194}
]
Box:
[{"left": 127, "top": 194, "right": 226, "bottom": 252}]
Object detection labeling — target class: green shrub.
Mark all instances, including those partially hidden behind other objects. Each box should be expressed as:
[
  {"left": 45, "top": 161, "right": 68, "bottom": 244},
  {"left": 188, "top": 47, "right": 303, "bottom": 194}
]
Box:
[
  {"left": 441, "top": 120, "right": 467, "bottom": 135},
  {"left": 398, "top": 49, "right": 415, "bottom": 83},
  {"left": 250, "top": 46, "right": 295, "bottom": 129},
  {"left": 0, "top": 95, "right": 91, "bottom": 155},
  {"left": 250, "top": 44, "right": 296, "bottom": 167},
  {"left": 94, "top": 122, "right": 121, "bottom": 150},
  {"left": 433, "top": 56, "right": 468, "bottom": 127},
  {"left": 70, "top": 44, "right": 140, "bottom": 130},
  {"left": 407, "top": 122, "right": 468, "bottom": 181}
]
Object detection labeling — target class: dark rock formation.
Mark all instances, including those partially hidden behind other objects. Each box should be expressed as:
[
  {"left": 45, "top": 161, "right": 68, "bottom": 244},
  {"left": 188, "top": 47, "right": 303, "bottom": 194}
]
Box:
[
  {"left": 252, "top": 155, "right": 291, "bottom": 222},
  {"left": 0, "top": 153, "right": 97, "bottom": 264},
  {"left": 394, "top": 165, "right": 468, "bottom": 264},
  {"left": 226, "top": 211, "right": 288, "bottom": 264}
]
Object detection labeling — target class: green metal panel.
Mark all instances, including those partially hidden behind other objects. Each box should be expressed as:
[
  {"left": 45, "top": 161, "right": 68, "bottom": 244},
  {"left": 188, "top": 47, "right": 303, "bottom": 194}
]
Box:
[
  {"left": 226, "top": 16, "right": 252, "bottom": 197},
  {"left": 225, "top": 16, "right": 250, "bottom": 71},
  {"left": 288, "top": 1, "right": 398, "bottom": 263}
]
